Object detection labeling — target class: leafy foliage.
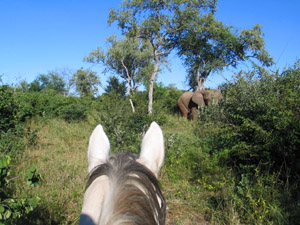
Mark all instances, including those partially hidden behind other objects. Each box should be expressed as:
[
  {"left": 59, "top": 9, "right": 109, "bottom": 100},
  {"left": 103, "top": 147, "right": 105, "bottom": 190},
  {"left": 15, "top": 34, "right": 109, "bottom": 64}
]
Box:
[
  {"left": 70, "top": 68, "right": 100, "bottom": 97},
  {"left": 0, "top": 155, "right": 11, "bottom": 186},
  {"left": 220, "top": 64, "right": 300, "bottom": 180},
  {"left": 15, "top": 90, "right": 89, "bottom": 122},
  {"left": 29, "top": 72, "right": 66, "bottom": 94},
  {"left": 0, "top": 154, "right": 40, "bottom": 224},
  {"left": 96, "top": 93, "right": 152, "bottom": 153},
  {"left": 57, "top": 103, "right": 87, "bottom": 122},
  {"left": 25, "top": 167, "right": 42, "bottom": 187},
  {"left": 85, "top": 35, "right": 153, "bottom": 96},
  {"left": 104, "top": 76, "right": 126, "bottom": 96},
  {"left": 171, "top": 13, "right": 273, "bottom": 90},
  {"left": 152, "top": 82, "right": 183, "bottom": 114},
  {"left": 0, "top": 86, "right": 18, "bottom": 133}
]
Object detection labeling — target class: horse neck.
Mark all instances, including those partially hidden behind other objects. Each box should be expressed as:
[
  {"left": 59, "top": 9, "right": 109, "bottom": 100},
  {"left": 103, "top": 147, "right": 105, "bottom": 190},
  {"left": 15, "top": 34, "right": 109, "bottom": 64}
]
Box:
[{"left": 80, "top": 175, "right": 110, "bottom": 224}]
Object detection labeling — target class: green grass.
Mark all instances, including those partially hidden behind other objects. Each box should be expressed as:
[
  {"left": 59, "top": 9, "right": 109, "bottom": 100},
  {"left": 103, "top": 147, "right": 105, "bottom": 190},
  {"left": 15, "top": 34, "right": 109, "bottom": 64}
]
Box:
[
  {"left": 12, "top": 118, "right": 91, "bottom": 224},
  {"left": 10, "top": 115, "right": 290, "bottom": 225},
  {"left": 11, "top": 116, "right": 213, "bottom": 224}
]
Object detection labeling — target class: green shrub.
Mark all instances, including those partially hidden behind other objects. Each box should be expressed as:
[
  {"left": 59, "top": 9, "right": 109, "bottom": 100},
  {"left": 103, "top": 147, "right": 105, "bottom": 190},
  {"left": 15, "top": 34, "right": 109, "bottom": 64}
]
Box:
[
  {"left": 210, "top": 170, "right": 286, "bottom": 225},
  {"left": 96, "top": 93, "right": 152, "bottom": 153},
  {"left": 15, "top": 90, "right": 90, "bottom": 121},
  {"left": 221, "top": 64, "right": 300, "bottom": 177},
  {"left": 57, "top": 103, "right": 87, "bottom": 122},
  {"left": 152, "top": 82, "right": 183, "bottom": 114},
  {"left": 0, "top": 85, "right": 43, "bottom": 224},
  {"left": 211, "top": 62, "right": 300, "bottom": 224},
  {"left": 0, "top": 86, "right": 18, "bottom": 133},
  {"left": 0, "top": 155, "right": 41, "bottom": 225}
]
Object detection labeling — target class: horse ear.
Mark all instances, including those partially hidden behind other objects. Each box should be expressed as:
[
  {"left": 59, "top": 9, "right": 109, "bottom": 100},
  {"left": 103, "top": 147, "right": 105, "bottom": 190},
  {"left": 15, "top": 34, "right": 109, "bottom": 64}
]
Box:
[
  {"left": 138, "top": 122, "right": 164, "bottom": 177},
  {"left": 87, "top": 124, "right": 110, "bottom": 173}
]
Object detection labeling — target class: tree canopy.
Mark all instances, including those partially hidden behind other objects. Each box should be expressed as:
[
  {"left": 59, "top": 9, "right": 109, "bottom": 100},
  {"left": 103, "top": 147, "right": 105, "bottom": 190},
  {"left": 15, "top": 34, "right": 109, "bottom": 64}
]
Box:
[
  {"left": 29, "top": 72, "right": 66, "bottom": 94},
  {"left": 70, "top": 68, "right": 100, "bottom": 97},
  {"left": 104, "top": 75, "right": 127, "bottom": 97},
  {"left": 170, "top": 14, "right": 273, "bottom": 90},
  {"left": 85, "top": 35, "right": 153, "bottom": 112}
]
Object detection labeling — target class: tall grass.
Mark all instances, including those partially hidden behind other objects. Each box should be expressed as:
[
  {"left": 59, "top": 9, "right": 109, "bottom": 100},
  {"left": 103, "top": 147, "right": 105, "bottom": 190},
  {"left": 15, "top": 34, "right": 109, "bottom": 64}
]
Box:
[
  {"left": 10, "top": 111, "right": 296, "bottom": 224},
  {"left": 12, "top": 118, "right": 91, "bottom": 224}
]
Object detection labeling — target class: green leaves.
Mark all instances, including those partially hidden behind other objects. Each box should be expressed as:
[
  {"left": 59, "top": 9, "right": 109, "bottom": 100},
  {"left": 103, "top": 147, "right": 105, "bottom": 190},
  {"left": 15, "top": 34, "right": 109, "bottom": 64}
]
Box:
[
  {"left": 0, "top": 158, "right": 40, "bottom": 223},
  {"left": 0, "top": 155, "right": 11, "bottom": 168},
  {"left": 0, "top": 85, "right": 18, "bottom": 133},
  {"left": 221, "top": 62, "right": 300, "bottom": 178},
  {"left": 0, "top": 155, "right": 11, "bottom": 186},
  {"left": 29, "top": 72, "right": 66, "bottom": 95},
  {"left": 172, "top": 13, "right": 273, "bottom": 90},
  {"left": 0, "top": 197, "right": 40, "bottom": 222},
  {"left": 25, "top": 167, "right": 42, "bottom": 187},
  {"left": 70, "top": 68, "right": 100, "bottom": 97}
]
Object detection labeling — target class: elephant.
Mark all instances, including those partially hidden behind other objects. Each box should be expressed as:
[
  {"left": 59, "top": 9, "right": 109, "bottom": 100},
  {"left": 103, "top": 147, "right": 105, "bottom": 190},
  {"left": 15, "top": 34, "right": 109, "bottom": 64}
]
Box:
[{"left": 177, "top": 89, "right": 222, "bottom": 120}]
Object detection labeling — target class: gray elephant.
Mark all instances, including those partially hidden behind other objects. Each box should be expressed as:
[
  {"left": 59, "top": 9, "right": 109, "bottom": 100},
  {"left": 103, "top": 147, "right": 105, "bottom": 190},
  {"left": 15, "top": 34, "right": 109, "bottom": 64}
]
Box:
[{"left": 178, "top": 89, "right": 222, "bottom": 120}]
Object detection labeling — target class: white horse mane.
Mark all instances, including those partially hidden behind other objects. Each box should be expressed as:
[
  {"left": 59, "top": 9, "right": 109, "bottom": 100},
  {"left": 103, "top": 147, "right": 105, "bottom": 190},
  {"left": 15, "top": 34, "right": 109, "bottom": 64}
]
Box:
[{"left": 79, "top": 122, "right": 166, "bottom": 225}]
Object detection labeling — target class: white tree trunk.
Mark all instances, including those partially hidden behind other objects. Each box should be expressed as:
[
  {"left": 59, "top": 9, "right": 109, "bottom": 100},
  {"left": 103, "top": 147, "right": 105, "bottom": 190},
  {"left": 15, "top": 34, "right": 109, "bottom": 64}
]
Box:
[
  {"left": 148, "top": 55, "right": 159, "bottom": 114},
  {"left": 122, "top": 58, "right": 136, "bottom": 113},
  {"left": 148, "top": 80, "right": 154, "bottom": 114},
  {"left": 129, "top": 98, "right": 135, "bottom": 113},
  {"left": 197, "top": 78, "right": 205, "bottom": 90}
]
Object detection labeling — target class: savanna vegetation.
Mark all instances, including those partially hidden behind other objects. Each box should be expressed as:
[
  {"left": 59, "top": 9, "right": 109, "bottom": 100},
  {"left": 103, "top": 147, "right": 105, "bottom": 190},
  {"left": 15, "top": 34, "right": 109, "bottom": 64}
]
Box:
[
  {"left": 1, "top": 60, "right": 300, "bottom": 224},
  {"left": 1, "top": 1, "right": 300, "bottom": 224}
]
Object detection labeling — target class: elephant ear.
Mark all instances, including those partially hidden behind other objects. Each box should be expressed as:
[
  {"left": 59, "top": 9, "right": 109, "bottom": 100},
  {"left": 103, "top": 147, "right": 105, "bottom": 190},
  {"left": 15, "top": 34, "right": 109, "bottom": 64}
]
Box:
[{"left": 192, "top": 90, "right": 205, "bottom": 107}]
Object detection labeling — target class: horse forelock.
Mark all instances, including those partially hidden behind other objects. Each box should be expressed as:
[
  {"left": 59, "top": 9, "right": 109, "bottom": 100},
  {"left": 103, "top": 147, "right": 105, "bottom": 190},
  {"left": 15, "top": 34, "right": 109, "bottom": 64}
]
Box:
[{"left": 86, "top": 152, "right": 166, "bottom": 225}]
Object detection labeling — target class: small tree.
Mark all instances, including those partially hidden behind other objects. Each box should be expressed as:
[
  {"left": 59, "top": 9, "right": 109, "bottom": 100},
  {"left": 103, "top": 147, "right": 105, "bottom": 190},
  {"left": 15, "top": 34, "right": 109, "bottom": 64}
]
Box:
[
  {"left": 70, "top": 68, "right": 100, "bottom": 97},
  {"left": 29, "top": 72, "right": 66, "bottom": 94},
  {"left": 59, "top": 68, "right": 75, "bottom": 96},
  {"left": 85, "top": 35, "right": 153, "bottom": 112},
  {"left": 105, "top": 76, "right": 127, "bottom": 97}
]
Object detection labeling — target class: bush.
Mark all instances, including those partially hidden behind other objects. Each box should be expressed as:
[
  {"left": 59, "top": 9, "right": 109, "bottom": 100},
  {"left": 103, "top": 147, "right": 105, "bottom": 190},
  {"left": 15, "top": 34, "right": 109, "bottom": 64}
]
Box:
[
  {"left": 220, "top": 64, "right": 300, "bottom": 176},
  {"left": 210, "top": 170, "right": 286, "bottom": 224},
  {"left": 0, "top": 154, "right": 40, "bottom": 224},
  {"left": 0, "top": 85, "right": 42, "bottom": 224},
  {"left": 0, "top": 86, "right": 18, "bottom": 133},
  {"left": 152, "top": 82, "right": 183, "bottom": 114},
  {"left": 95, "top": 93, "right": 151, "bottom": 153},
  {"left": 15, "top": 90, "right": 90, "bottom": 122},
  {"left": 212, "top": 62, "right": 300, "bottom": 224},
  {"left": 57, "top": 103, "right": 87, "bottom": 122}
]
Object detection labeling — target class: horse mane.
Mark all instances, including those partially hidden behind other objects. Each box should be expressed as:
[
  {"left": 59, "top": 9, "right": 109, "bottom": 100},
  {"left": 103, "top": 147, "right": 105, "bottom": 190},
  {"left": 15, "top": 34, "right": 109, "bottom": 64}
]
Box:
[{"left": 87, "top": 152, "right": 166, "bottom": 225}]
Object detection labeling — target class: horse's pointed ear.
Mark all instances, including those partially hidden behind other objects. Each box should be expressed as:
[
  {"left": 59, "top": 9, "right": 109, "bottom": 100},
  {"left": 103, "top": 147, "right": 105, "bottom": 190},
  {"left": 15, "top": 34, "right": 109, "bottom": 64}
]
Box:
[
  {"left": 87, "top": 124, "right": 110, "bottom": 173},
  {"left": 138, "top": 122, "right": 164, "bottom": 177}
]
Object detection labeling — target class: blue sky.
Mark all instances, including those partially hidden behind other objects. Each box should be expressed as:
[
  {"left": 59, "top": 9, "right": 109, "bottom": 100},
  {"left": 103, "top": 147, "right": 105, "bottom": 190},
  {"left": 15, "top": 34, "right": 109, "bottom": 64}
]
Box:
[{"left": 1, "top": 0, "right": 299, "bottom": 91}]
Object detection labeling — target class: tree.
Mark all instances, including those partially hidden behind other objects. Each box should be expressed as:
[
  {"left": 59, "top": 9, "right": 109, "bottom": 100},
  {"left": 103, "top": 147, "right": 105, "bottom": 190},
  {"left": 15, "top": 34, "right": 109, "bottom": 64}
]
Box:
[
  {"left": 171, "top": 14, "right": 273, "bottom": 90},
  {"left": 57, "top": 67, "right": 75, "bottom": 96},
  {"left": 85, "top": 35, "right": 153, "bottom": 112},
  {"left": 105, "top": 75, "right": 127, "bottom": 97},
  {"left": 18, "top": 80, "right": 30, "bottom": 92},
  {"left": 28, "top": 72, "right": 66, "bottom": 94},
  {"left": 108, "top": 0, "right": 217, "bottom": 114},
  {"left": 70, "top": 68, "right": 100, "bottom": 97}
]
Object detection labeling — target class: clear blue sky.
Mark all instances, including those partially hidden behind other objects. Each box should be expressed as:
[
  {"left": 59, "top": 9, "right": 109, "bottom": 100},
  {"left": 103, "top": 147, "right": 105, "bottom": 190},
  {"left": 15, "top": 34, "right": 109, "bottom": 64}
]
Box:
[{"left": 1, "top": 0, "right": 299, "bottom": 91}]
